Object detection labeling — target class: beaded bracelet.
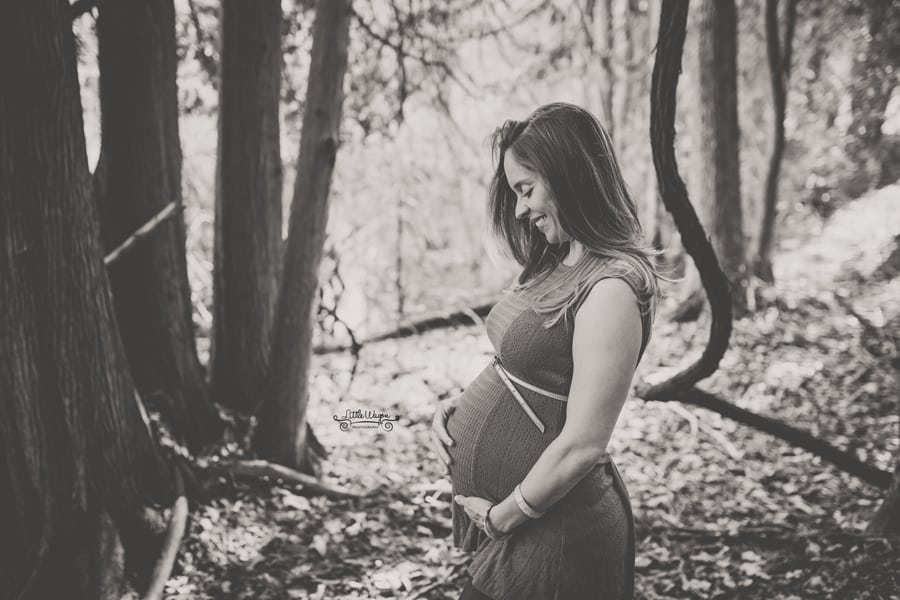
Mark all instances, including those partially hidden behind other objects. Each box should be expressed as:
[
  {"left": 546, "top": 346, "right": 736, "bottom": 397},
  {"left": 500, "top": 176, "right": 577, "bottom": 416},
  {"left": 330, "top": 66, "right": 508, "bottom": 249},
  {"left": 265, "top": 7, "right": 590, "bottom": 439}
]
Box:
[
  {"left": 483, "top": 505, "right": 511, "bottom": 540},
  {"left": 514, "top": 483, "right": 545, "bottom": 518}
]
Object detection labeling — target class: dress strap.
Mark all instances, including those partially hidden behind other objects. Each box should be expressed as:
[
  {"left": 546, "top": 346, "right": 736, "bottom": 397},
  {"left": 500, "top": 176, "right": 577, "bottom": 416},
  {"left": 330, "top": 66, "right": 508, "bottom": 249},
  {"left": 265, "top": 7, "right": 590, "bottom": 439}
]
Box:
[
  {"left": 492, "top": 355, "right": 567, "bottom": 433},
  {"left": 501, "top": 364, "right": 569, "bottom": 402}
]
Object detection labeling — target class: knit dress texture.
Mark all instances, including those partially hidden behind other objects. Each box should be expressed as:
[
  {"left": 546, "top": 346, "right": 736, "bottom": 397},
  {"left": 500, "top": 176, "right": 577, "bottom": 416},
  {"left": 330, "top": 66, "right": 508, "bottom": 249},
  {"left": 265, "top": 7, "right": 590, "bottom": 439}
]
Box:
[{"left": 445, "top": 261, "right": 651, "bottom": 600}]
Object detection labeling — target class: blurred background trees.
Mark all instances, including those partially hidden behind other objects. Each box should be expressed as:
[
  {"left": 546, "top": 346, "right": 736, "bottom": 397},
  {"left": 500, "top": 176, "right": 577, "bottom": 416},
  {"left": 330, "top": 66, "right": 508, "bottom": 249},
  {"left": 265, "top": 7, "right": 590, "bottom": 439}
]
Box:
[{"left": 71, "top": 0, "right": 900, "bottom": 349}]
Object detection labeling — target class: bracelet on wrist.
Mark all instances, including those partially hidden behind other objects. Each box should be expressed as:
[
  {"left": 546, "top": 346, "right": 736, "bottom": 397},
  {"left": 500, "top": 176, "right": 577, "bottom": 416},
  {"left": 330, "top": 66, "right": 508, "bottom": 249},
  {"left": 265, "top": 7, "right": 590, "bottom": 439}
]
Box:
[
  {"left": 514, "top": 483, "right": 545, "bottom": 518},
  {"left": 483, "top": 505, "right": 511, "bottom": 540}
]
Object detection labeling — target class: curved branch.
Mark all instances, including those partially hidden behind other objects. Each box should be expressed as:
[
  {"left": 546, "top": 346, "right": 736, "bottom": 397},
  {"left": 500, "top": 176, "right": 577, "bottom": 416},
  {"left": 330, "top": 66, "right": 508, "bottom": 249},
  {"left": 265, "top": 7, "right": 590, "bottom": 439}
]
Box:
[{"left": 647, "top": 0, "right": 733, "bottom": 396}]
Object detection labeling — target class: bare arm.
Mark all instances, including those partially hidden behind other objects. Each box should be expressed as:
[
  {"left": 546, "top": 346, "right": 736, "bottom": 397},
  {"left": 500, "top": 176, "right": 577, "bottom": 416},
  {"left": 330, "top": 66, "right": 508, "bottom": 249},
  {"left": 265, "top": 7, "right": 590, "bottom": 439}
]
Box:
[{"left": 488, "top": 277, "right": 642, "bottom": 533}]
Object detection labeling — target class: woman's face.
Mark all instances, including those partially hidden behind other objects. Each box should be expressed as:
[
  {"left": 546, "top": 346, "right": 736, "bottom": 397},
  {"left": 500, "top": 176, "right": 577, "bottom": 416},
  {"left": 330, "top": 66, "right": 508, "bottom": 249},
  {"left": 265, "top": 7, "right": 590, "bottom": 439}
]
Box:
[{"left": 504, "top": 149, "right": 571, "bottom": 245}]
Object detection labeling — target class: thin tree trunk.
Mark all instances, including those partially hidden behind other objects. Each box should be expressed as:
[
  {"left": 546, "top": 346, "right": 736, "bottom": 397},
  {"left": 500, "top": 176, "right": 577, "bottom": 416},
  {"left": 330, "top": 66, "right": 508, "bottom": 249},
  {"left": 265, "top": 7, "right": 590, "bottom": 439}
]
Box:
[
  {"left": 593, "top": 0, "right": 616, "bottom": 138},
  {"left": 96, "top": 0, "right": 220, "bottom": 448},
  {"left": 396, "top": 194, "right": 405, "bottom": 322},
  {"left": 610, "top": 0, "right": 631, "bottom": 141},
  {"left": 0, "top": 2, "right": 171, "bottom": 597},
  {"left": 678, "top": 0, "right": 747, "bottom": 318},
  {"left": 754, "top": 0, "right": 798, "bottom": 283},
  {"left": 211, "top": 0, "right": 283, "bottom": 413},
  {"left": 253, "top": 0, "right": 353, "bottom": 472},
  {"left": 639, "top": 0, "right": 662, "bottom": 248}
]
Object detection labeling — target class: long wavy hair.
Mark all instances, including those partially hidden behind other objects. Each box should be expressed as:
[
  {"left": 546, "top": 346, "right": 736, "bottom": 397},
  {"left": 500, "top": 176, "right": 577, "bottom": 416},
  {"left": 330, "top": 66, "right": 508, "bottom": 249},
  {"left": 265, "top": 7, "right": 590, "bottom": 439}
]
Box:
[{"left": 488, "top": 102, "right": 665, "bottom": 332}]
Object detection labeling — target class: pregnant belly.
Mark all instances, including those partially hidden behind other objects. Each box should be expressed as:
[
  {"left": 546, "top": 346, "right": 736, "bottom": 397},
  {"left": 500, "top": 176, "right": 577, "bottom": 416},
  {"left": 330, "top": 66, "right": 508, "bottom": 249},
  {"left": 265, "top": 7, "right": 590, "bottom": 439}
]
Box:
[{"left": 445, "top": 365, "right": 553, "bottom": 502}]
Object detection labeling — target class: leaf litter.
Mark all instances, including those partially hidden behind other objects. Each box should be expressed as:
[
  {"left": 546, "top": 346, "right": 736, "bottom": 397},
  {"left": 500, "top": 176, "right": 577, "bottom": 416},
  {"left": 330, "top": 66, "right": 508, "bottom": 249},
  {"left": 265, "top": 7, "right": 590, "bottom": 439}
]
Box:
[{"left": 168, "top": 186, "right": 900, "bottom": 599}]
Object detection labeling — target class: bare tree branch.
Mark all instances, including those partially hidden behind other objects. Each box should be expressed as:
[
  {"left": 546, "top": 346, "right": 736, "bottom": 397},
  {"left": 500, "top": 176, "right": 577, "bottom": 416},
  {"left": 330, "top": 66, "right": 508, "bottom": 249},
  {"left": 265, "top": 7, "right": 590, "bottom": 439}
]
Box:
[{"left": 104, "top": 202, "right": 181, "bottom": 267}]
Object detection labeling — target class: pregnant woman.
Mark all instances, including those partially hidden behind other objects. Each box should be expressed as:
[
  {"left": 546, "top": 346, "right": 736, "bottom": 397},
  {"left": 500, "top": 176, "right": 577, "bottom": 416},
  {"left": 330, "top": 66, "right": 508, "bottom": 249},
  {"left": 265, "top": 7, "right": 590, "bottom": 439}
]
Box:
[{"left": 430, "top": 102, "right": 662, "bottom": 600}]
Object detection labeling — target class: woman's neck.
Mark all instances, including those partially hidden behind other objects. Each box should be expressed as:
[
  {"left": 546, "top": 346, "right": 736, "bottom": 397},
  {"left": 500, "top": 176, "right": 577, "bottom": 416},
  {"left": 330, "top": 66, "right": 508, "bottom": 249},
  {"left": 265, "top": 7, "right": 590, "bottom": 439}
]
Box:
[{"left": 562, "top": 240, "right": 584, "bottom": 266}]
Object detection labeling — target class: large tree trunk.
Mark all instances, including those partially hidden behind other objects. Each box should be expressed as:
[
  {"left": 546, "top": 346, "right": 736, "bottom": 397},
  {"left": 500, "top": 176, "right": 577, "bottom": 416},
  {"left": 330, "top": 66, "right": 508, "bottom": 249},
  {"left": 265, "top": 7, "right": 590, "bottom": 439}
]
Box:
[
  {"left": 0, "top": 2, "right": 171, "bottom": 598},
  {"left": 677, "top": 0, "right": 747, "bottom": 319},
  {"left": 211, "top": 0, "right": 283, "bottom": 414},
  {"left": 754, "top": 0, "right": 798, "bottom": 283},
  {"left": 253, "top": 0, "right": 353, "bottom": 472},
  {"left": 96, "top": 0, "right": 220, "bottom": 448}
]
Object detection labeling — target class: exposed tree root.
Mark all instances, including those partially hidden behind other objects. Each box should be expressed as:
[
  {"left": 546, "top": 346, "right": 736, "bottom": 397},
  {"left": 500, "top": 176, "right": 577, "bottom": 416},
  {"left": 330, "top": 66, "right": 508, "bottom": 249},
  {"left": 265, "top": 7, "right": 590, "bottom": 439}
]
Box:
[{"left": 141, "top": 468, "right": 188, "bottom": 600}]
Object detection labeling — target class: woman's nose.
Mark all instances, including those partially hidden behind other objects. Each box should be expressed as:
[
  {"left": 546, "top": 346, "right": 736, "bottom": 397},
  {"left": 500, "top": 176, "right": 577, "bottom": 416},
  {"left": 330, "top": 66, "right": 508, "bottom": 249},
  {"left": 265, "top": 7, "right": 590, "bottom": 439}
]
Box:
[{"left": 515, "top": 196, "right": 529, "bottom": 220}]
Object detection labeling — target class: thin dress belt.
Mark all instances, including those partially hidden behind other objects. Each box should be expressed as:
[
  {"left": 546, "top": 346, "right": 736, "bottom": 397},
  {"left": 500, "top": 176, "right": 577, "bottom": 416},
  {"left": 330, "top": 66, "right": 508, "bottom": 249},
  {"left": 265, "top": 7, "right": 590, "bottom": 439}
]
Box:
[{"left": 491, "top": 354, "right": 567, "bottom": 434}]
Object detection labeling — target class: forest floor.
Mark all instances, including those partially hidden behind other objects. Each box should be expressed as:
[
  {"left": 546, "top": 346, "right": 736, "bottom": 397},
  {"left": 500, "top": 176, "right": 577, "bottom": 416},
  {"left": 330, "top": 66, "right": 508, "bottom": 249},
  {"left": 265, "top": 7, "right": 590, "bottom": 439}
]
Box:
[{"left": 157, "top": 184, "right": 900, "bottom": 600}]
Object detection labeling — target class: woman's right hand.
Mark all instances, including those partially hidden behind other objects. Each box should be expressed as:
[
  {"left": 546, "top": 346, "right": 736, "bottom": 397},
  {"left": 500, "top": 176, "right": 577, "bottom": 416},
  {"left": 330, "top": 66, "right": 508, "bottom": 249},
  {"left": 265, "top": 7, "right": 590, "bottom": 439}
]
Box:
[{"left": 431, "top": 393, "right": 460, "bottom": 475}]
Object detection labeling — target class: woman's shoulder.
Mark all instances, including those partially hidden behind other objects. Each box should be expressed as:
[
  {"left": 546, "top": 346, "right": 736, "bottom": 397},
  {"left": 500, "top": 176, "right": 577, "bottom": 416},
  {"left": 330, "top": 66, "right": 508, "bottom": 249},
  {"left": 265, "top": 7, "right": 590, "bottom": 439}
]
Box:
[
  {"left": 572, "top": 273, "right": 642, "bottom": 324},
  {"left": 570, "top": 259, "right": 641, "bottom": 309}
]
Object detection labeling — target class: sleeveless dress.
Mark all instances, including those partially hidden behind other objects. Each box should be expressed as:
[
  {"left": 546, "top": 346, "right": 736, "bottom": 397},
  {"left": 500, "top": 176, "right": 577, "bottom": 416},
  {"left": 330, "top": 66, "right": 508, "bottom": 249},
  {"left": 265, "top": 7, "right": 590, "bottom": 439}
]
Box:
[{"left": 445, "top": 261, "right": 651, "bottom": 600}]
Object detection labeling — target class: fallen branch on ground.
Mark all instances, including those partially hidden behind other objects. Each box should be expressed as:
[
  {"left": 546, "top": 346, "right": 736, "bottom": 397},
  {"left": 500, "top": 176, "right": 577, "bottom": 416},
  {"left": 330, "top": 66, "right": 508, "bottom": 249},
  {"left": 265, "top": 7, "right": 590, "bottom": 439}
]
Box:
[
  {"left": 636, "top": 384, "right": 893, "bottom": 490},
  {"left": 207, "top": 459, "right": 363, "bottom": 499}
]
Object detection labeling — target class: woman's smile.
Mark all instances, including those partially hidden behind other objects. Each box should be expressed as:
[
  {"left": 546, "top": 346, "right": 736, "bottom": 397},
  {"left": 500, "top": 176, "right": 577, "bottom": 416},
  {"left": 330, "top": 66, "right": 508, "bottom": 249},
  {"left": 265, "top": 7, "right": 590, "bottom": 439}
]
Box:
[{"left": 504, "top": 149, "right": 570, "bottom": 245}]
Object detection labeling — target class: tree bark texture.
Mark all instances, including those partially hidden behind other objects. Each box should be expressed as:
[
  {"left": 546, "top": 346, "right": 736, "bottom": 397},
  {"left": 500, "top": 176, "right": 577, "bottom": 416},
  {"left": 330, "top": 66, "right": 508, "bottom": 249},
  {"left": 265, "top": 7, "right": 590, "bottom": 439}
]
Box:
[
  {"left": 96, "top": 0, "right": 220, "bottom": 448},
  {"left": 0, "top": 2, "right": 171, "bottom": 597},
  {"left": 687, "top": 0, "right": 747, "bottom": 313},
  {"left": 253, "top": 0, "right": 353, "bottom": 471},
  {"left": 211, "top": 0, "right": 283, "bottom": 414},
  {"left": 755, "top": 0, "right": 798, "bottom": 283}
]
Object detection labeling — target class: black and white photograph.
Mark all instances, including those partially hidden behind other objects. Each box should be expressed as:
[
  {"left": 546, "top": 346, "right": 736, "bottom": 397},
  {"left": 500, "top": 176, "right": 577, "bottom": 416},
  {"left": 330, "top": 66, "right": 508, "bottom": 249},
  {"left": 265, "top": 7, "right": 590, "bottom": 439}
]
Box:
[{"left": 1, "top": 0, "right": 898, "bottom": 598}]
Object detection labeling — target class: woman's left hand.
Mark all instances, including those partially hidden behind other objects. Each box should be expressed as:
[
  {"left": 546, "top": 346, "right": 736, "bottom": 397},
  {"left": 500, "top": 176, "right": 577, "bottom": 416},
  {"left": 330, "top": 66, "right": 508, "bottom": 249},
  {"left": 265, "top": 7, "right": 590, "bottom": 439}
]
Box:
[{"left": 454, "top": 494, "right": 495, "bottom": 530}]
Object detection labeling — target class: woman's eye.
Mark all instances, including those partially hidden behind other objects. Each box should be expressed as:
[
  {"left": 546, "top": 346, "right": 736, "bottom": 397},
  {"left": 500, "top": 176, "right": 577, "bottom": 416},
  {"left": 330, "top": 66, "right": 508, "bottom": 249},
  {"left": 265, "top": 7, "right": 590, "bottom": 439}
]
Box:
[{"left": 524, "top": 188, "right": 533, "bottom": 198}]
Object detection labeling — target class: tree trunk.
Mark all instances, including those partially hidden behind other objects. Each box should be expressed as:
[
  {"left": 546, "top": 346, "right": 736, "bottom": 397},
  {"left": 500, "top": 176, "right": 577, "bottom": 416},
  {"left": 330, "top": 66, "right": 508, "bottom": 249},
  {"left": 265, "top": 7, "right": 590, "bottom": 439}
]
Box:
[
  {"left": 96, "top": 0, "right": 220, "bottom": 448},
  {"left": 0, "top": 2, "right": 171, "bottom": 597},
  {"left": 585, "top": 0, "right": 616, "bottom": 138},
  {"left": 253, "top": 0, "right": 353, "bottom": 472},
  {"left": 211, "top": 0, "right": 283, "bottom": 414},
  {"left": 754, "top": 0, "right": 798, "bottom": 283},
  {"left": 845, "top": 0, "right": 900, "bottom": 192},
  {"left": 639, "top": 0, "right": 662, "bottom": 248},
  {"left": 680, "top": 0, "right": 747, "bottom": 318}
]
